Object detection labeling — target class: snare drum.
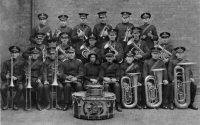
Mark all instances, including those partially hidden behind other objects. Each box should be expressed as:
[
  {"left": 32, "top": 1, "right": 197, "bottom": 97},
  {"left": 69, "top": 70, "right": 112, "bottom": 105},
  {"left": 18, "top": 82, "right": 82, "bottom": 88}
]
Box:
[
  {"left": 86, "top": 85, "right": 104, "bottom": 97},
  {"left": 72, "top": 91, "right": 116, "bottom": 120}
]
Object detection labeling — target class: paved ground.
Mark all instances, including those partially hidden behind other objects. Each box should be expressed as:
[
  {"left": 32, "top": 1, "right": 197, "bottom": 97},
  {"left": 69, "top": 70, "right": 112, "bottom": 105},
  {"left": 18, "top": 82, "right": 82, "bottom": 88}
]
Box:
[{"left": 1, "top": 95, "right": 200, "bottom": 125}]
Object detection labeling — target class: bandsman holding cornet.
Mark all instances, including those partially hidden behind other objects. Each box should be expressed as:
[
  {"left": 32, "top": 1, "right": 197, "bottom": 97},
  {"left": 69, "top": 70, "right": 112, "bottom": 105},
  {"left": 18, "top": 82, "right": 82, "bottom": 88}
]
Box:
[
  {"left": 139, "top": 12, "right": 158, "bottom": 49},
  {"left": 168, "top": 47, "right": 198, "bottom": 110},
  {"left": 93, "top": 9, "right": 112, "bottom": 48},
  {"left": 1, "top": 46, "right": 24, "bottom": 110},
  {"left": 72, "top": 12, "right": 92, "bottom": 60}
]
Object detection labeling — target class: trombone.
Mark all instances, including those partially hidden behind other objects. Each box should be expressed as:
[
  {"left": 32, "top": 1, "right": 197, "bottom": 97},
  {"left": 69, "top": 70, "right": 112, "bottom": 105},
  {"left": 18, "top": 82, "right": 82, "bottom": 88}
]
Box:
[
  {"left": 51, "top": 47, "right": 59, "bottom": 109},
  {"left": 25, "top": 56, "right": 32, "bottom": 110}
]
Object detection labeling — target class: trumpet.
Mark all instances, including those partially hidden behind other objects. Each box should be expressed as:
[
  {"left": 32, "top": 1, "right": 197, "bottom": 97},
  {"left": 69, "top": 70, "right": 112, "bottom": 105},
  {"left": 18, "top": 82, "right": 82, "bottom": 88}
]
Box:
[
  {"left": 104, "top": 42, "right": 118, "bottom": 56},
  {"left": 121, "top": 73, "right": 141, "bottom": 108},
  {"left": 51, "top": 47, "right": 59, "bottom": 109},
  {"left": 80, "top": 43, "right": 91, "bottom": 58},
  {"left": 123, "top": 27, "right": 131, "bottom": 42},
  {"left": 77, "top": 29, "right": 88, "bottom": 40},
  {"left": 144, "top": 68, "right": 165, "bottom": 108},
  {"left": 100, "top": 25, "right": 109, "bottom": 38},
  {"left": 25, "top": 56, "right": 32, "bottom": 110},
  {"left": 174, "top": 62, "right": 195, "bottom": 108}
]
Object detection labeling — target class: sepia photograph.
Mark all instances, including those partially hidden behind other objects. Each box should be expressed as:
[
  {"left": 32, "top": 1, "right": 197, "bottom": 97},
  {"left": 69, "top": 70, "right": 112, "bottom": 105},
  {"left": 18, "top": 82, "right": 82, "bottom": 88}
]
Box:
[{"left": 0, "top": 0, "right": 200, "bottom": 125}]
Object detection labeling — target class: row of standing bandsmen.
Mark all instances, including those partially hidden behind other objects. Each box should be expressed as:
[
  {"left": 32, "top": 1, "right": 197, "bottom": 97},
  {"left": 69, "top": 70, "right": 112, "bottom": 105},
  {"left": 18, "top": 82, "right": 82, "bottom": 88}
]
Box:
[{"left": 1, "top": 44, "right": 198, "bottom": 112}]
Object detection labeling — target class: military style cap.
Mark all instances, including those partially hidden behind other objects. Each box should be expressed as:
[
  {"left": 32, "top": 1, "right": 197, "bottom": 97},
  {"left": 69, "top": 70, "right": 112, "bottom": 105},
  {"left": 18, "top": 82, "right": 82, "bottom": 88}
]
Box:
[
  {"left": 160, "top": 32, "right": 170, "bottom": 39},
  {"left": 105, "top": 50, "right": 115, "bottom": 57},
  {"left": 132, "top": 27, "right": 142, "bottom": 33},
  {"left": 35, "top": 32, "right": 45, "bottom": 39},
  {"left": 65, "top": 46, "right": 75, "bottom": 53},
  {"left": 141, "top": 12, "right": 151, "bottom": 19},
  {"left": 151, "top": 47, "right": 162, "bottom": 53},
  {"left": 38, "top": 13, "right": 48, "bottom": 20},
  {"left": 79, "top": 12, "right": 89, "bottom": 19},
  {"left": 47, "top": 47, "right": 56, "bottom": 54},
  {"left": 88, "top": 52, "right": 97, "bottom": 60},
  {"left": 9, "top": 46, "right": 21, "bottom": 53},
  {"left": 30, "top": 47, "right": 41, "bottom": 54},
  {"left": 89, "top": 34, "right": 96, "bottom": 40},
  {"left": 60, "top": 32, "right": 70, "bottom": 38},
  {"left": 108, "top": 28, "right": 118, "bottom": 34},
  {"left": 174, "top": 47, "right": 186, "bottom": 53},
  {"left": 48, "top": 40, "right": 57, "bottom": 48},
  {"left": 97, "top": 9, "right": 107, "bottom": 18},
  {"left": 121, "top": 11, "right": 132, "bottom": 16},
  {"left": 58, "top": 14, "right": 68, "bottom": 21}
]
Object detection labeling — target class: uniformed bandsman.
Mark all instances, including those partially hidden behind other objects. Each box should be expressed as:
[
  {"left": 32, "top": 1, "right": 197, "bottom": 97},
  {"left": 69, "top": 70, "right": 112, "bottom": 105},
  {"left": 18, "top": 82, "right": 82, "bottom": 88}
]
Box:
[
  {"left": 30, "top": 13, "right": 52, "bottom": 45},
  {"left": 99, "top": 50, "right": 122, "bottom": 112},
  {"left": 143, "top": 47, "right": 169, "bottom": 109},
  {"left": 168, "top": 47, "right": 198, "bottom": 110},
  {"left": 115, "top": 11, "right": 134, "bottom": 50},
  {"left": 72, "top": 12, "right": 92, "bottom": 60},
  {"left": 93, "top": 9, "right": 112, "bottom": 48},
  {"left": 53, "top": 14, "right": 73, "bottom": 40},
  {"left": 43, "top": 47, "right": 63, "bottom": 110},
  {"left": 139, "top": 12, "right": 158, "bottom": 49},
  {"left": 61, "top": 46, "right": 84, "bottom": 111},
  {"left": 1, "top": 46, "right": 24, "bottom": 110}
]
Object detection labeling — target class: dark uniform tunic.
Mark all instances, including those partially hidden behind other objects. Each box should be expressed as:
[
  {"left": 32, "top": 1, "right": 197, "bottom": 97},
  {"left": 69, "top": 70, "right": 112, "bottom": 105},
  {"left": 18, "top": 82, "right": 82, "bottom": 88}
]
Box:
[
  {"left": 72, "top": 23, "right": 92, "bottom": 59},
  {"left": 168, "top": 58, "right": 197, "bottom": 105},
  {"left": 1, "top": 58, "right": 24, "bottom": 106},
  {"left": 43, "top": 58, "right": 64, "bottom": 103},
  {"left": 93, "top": 23, "right": 112, "bottom": 48},
  {"left": 83, "top": 62, "right": 101, "bottom": 88},
  {"left": 115, "top": 22, "right": 134, "bottom": 49},
  {"left": 143, "top": 58, "right": 168, "bottom": 106},
  {"left": 99, "top": 62, "right": 121, "bottom": 103},
  {"left": 139, "top": 24, "right": 158, "bottom": 49},
  {"left": 61, "top": 58, "right": 84, "bottom": 104}
]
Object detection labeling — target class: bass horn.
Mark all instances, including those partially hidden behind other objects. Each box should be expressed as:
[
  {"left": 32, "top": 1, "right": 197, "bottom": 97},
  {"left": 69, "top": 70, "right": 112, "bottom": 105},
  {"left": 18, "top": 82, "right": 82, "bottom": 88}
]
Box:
[
  {"left": 80, "top": 43, "right": 90, "bottom": 59},
  {"left": 144, "top": 68, "right": 165, "bottom": 108},
  {"left": 174, "top": 62, "right": 195, "bottom": 108},
  {"left": 121, "top": 73, "right": 141, "bottom": 108}
]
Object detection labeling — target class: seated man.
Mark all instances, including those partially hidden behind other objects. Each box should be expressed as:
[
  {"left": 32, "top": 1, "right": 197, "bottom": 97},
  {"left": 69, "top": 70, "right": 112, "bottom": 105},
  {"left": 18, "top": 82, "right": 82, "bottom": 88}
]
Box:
[
  {"left": 99, "top": 50, "right": 122, "bottom": 112},
  {"left": 61, "top": 46, "right": 83, "bottom": 111}
]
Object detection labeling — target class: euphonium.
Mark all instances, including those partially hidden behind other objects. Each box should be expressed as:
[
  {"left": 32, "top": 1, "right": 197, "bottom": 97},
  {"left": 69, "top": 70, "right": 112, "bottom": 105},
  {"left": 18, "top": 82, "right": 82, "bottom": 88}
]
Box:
[
  {"left": 80, "top": 43, "right": 91, "bottom": 58},
  {"left": 144, "top": 68, "right": 165, "bottom": 108},
  {"left": 174, "top": 62, "right": 195, "bottom": 108},
  {"left": 100, "top": 25, "right": 108, "bottom": 38},
  {"left": 104, "top": 42, "right": 118, "bottom": 56},
  {"left": 121, "top": 73, "right": 141, "bottom": 108},
  {"left": 123, "top": 27, "right": 131, "bottom": 42}
]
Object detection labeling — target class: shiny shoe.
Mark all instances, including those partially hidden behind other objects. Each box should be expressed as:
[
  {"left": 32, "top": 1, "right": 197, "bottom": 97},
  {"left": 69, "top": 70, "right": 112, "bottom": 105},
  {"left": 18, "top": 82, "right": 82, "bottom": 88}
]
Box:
[
  {"left": 116, "top": 104, "right": 122, "bottom": 112},
  {"left": 45, "top": 103, "right": 51, "bottom": 110},
  {"left": 188, "top": 105, "right": 198, "bottom": 110},
  {"left": 143, "top": 105, "right": 147, "bottom": 109},
  {"left": 63, "top": 104, "right": 69, "bottom": 111},
  {"left": 13, "top": 104, "right": 19, "bottom": 111},
  {"left": 136, "top": 105, "right": 142, "bottom": 109},
  {"left": 162, "top": 105, "right": 168, "bottom": 109},
  {"left": 56, "top": 105, "right": 62, "bottom": 110},
  {"left": 2, "top": 105, "right": 8, "bottom": 110},
  {"left": 36, "top": 103, "right": 42, "bottom": 111},
  {"left": 169, "top": 104, "right": 174, "bottom": 110}
]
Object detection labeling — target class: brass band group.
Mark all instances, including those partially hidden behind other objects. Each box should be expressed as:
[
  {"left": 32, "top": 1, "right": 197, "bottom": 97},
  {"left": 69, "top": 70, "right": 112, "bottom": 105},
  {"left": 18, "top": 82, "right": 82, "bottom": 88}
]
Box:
[{"left": 1, "top": 9, "right": 198, "bottom": 117}]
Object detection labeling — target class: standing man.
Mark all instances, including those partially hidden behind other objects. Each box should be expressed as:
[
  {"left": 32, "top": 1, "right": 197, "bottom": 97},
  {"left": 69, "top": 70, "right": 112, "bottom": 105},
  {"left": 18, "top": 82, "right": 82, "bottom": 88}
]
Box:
[
  {"left": 93, "top": 9, "right": 112, "bottom": 49},
  {"left": 143, "top": 47, "right": 169, "bottom": 109},
  {"left": 1, "top": 46, "right": 24, "bottom": 110},
  {"left": 30, "top": 13, "right": 52, "bottom": 45},
  {"left": 115, "top": 11, "right": 134, "bottom": 50},
  {"left": 23, "top": 47, "right": 44, "bottom": 110},
  {"left": 53, "top": 14, "right": 73, "bottom": 40},
  {"left": 61, "top": 47, "right": 84, "bottom": 111},
  {"left": 139, "top": 12, "right": 158, "bottom": 49},
  {"left": 168, "top": 47, "right": 198, "bottom": 110},
  {"left": 72, "top": 12, "right": 92, "bottom": 60},
  {"left": 99, "top": 50, "right": 122, "bottom": 112},
  {"left": 43, "top": 47, "right": 63, "bottom": 110}
]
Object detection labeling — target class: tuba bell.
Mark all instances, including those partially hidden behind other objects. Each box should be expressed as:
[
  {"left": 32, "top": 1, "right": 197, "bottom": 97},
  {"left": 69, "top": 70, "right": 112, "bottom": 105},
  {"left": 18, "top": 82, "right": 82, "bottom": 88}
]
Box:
[
  {"left": 174, "top": 62, "right": 195, "bottom": 108},
  {"left": 121, "top": 73, "right": 141, "bottom": 108},
  {"left": 144, "top": 68, "right": 165, "bottom": 108}
]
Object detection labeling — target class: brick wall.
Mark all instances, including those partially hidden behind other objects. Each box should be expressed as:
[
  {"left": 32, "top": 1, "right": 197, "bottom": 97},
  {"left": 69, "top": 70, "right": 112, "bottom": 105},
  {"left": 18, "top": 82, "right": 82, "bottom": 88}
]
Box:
[{"left": 1, "top": 0, "right": 200, "bottom": 87}]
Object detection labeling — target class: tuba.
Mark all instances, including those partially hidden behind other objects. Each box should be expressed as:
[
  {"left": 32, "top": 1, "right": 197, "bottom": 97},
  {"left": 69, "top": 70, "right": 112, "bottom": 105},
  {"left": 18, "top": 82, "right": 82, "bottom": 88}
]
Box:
[
  {"left": 174, "top": 62, "right": 195, "bottom": 108},
  {"left": 123, "top": 27, "right": 131, "bottom": 42},
  {"left": 121, "top": 73, "right": 141, "bottom": 108},
  {"left": 80, "top": 43, "right": 91, "bottom": 58},
  {"left": 144, "top": 68, "right": 165, "bottom": 108}
]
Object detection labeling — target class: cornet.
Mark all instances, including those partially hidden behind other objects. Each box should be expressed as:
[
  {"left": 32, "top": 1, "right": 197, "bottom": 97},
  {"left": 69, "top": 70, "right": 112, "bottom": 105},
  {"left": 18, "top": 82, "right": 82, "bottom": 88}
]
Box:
[
  {"left": 144, "top": 68, "right": 165, "bottom": 108},
  {"left": 174, "top": 62, "right": 196, "bottom": 108},
  {"left": 77, "top": 29, "right": 88, "bottom": 40}
]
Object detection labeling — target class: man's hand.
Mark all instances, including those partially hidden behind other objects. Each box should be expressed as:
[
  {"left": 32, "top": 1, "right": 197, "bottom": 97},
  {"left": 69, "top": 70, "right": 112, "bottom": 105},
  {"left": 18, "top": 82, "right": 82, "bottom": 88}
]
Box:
[
  {"left": 6, "top": 73, "right": 10, "bottom": 79},
  {"left": 147, "top": 31, "right": 153, "bottom": 39},
  {"left": 190, "top": 78, "right": 195, "bottom": 82},
  {"left": 163, "top": 58, "right": 169, "bottom": 63},
  {"left": 163, "top": 80, "right": 168, "bottom": 85},
  {"left": 12, "top": 76, "right": 18, "bottom": 80},
  {"left": 90, "top": 79, "right": 97, "bottom": 83},
  {"left": 71, "top": 77, "right": 77, "bottom": 82},
  {"left": 44, "top": 80, "right": 49, "bottom": 85},
  {"left": 36, "top": 79, "right": 41, "bottom": 83},
  {"left": 135, "top": 54, "right": 142, "bottom": 59},
  {"left": 142, "top": 35, "right": 147, "bottom": 39},
  {"left": 111, "top": 78, "right": 117, "bottom": 83},
  {"left": 102, "top": 30, "right": 108, "bottom": 36},
  {"left": 104, "top": 77, "right": 111, "bottom": 83}
]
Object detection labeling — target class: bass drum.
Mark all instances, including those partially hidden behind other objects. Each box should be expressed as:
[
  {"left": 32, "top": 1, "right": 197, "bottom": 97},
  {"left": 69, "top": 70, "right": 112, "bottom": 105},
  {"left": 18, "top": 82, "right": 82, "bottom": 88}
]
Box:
[{"left": 72, "top": 91, "right": 116, "bottom": 120}]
